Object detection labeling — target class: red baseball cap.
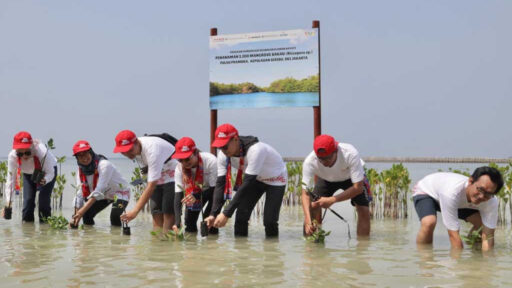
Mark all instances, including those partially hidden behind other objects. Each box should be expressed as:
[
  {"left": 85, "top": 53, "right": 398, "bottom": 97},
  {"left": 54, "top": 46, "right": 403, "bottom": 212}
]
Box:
[
  {"left": 113, "top": 130, "right": 137, "bottom": 153},
  {"left": 172, "top": 137, "right": 197, "bottom": 159},
  {"left": 211, "top": 123, "right": 238, "bottom": 148},
  {"left": 73, "top": 140, "right": 92, "bottom": 155},
  {"left": 13, "top": 131, "right": 33, "bottom": 149},
  {"left": 314, "top": 134, "right": 339, "bottom": 157}
]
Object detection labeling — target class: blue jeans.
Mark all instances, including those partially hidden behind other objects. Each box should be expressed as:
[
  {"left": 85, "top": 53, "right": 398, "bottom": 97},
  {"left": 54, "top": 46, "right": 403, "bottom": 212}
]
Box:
[{"left": 22, "top": 166, "right": 57, "bottom": 222}]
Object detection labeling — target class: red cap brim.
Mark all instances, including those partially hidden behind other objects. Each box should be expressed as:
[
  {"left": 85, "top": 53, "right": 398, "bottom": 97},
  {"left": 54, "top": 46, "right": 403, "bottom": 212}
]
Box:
[
  {"left": 113, "top": 143, "right": 134, "bottom": 153},
  {"left": 73, "top": 147, "right": 91, "bottom": 156},
  {"left": 13, "top": 143, "right": 31, "bottom": 149},
  {"left": 172, "top": 150, "right": 194, "bottom": 159},
  {"left": 211, "top": 137, "right": 231, "bottom": 148}
]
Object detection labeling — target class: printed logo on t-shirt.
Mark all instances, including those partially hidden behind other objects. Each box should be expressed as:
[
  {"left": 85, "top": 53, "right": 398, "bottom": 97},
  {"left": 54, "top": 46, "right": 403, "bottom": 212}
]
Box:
[{"left": 259, "top": 175, "right": 287, "bottom": 184}]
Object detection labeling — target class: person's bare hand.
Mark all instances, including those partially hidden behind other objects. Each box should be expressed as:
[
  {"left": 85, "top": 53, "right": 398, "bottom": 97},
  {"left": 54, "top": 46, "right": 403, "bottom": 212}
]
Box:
[
  {"left": 120, "top": 209, "right": 138, "bottom": 223},
  {"left": 204, "top": 216, "right": 215, "bottom": 228},
  {"left": 311, "top": 196, "right": 336, "bottom": 209},
  {"left": 181, "top": 194, "right": 196, "bottom": 206},
  {"left": 213, "top": 213, "right": 229, "bottom": 228}
]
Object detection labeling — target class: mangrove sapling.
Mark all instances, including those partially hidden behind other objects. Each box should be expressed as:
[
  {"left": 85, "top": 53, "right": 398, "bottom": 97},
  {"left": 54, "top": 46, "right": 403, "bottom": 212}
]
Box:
[
  {"left": 0, "top": 161, "right": 7, "bottom": 197},
  {"left": 69, "top": 173, "right": 81, "bottom": 229},
  {"left": 130, "top": 167, "right": 149, "bottom": 212},
  {"left": 285, "top": 161, "right": 303, "bottom": 206},
  {"left": 488, "top": 163, "right": 511, "bottom": 224},
  {"left": 166, "top": 225, "right": 189, "bottom": 241},
  {"left": 304, "top": 220, "right": 331, "bottom": 243},
  {"left": 3, "top": 172, "right": 15, "bottom": 220},
  {"left": 43, "top": 215, "right": 69, "bottom": 230},
  {"left": 302, "top": 182, "right": 351, "bottom": 239},
  {"left": 56, "top": 156, "right": 66, "bottom": 209},
  {"left": 461, "top": 227, "right": 491, "bottom": 250}
]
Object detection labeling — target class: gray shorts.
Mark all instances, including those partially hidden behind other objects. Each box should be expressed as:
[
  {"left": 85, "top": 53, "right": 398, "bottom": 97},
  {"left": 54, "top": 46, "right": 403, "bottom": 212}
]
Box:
[
  {"left": 150, "top": 182, "right": 175, "bottom": 215},
  {"left": 413, "top": 194, "right": 478, "bottom": 221}
]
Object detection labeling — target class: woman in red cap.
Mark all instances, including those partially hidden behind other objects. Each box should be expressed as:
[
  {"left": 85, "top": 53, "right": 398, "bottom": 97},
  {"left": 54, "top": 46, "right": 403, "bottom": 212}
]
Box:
[
  {"left": 206, "top": 123, "right": 288, "bottom": 237},
  {"left": 70, "top": 140, "right": 130, "bottom": 227},
  {"left": 2, "top": 131, "right": 57, "bottom": 222},
  {"left": 171, "top": 137, "right": 218, "bottom": 235},
  {"left": 301, "top": 134, "right": 372, "bottom": 237}
]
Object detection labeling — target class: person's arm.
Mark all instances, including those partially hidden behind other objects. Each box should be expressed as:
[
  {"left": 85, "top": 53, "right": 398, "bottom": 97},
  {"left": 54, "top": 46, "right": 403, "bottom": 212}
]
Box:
[
  {"left": 72, "top": 197, "right": 97, "bottom": 226},
  {"left": 447, "top": 229, "right": 464, "bottom": 249},
  {"left": 205, "top": 176, "right": 226, "bottom": 228},
  {"left": 481, "top": 225, "right": 495, "bottom": 251},
  {"left": 301, "top": 188, "right": 316, "bottom": 235},
  {"left": 213, "top": 174, "right": 258, "bottom": 228},
  {"left": 312, "top": 181, "right": 364, "bottom": 209},
  {"left": 121, "top": 181, "right": 157, "bottom": 222},
  {"left": 222, "top": 174, "right": 257, "bottom": 218}
]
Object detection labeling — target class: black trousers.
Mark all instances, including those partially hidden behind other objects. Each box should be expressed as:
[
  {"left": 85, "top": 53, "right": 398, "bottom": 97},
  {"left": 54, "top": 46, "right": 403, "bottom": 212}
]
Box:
[
  {"left": 22, "top": 166, "right": 57, "bottom": 222},
  {"left": 234, "top": 181, "right": 285, "bottom": 237},
  {"left": 82, "top": 199, "right": 129, "bottom": 226},
  {"left": 184, "top": 188, "right": 214, "bottom": 233}
]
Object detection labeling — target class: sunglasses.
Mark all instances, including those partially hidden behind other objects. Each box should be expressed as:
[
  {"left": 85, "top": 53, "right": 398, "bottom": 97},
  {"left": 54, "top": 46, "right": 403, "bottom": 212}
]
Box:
[{"left": 16, "top": 151, "right": 32, "bottom": 157}]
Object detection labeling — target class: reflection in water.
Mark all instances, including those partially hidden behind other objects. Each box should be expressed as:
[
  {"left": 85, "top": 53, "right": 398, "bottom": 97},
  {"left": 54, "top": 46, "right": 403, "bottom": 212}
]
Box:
[{"left": 0, "top": 204, "right": 511, "bottom": 287}]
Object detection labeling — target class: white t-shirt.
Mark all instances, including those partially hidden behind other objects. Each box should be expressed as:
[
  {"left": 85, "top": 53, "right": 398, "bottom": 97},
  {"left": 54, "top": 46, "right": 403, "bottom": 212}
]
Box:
[
  {"left": 175, "top": 152, "right": 217, "bottom": 193},
  {"left": 217, "top": 142, "right": 287, "bottom": 186},
  {"left": 135, "top": 136, "right": 177, "bottom": 184},
  {"left": 413, "top": 172, "right": 498, "bottom": 231},
  {"left": 5, "top": 140, "right": 58, "bottom": 203},
  {"left": 302, "top": 143, "right": 365, "bottom": 189},
  {"left": 72, "top": 159, "right": 131, "bottom": 208}
]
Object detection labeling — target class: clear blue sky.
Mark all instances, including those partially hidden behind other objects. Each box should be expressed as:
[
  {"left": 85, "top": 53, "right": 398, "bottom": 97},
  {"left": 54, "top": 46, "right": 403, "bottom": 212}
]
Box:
[{"left": 1, "top": 0, "right": 510, "bottom": 158}]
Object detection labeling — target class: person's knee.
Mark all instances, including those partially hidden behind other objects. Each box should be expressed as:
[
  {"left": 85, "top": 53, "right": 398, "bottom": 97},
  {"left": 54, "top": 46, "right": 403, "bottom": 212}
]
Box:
[{"left": 420, "top": 215, "right": 437, "bottom": 231}]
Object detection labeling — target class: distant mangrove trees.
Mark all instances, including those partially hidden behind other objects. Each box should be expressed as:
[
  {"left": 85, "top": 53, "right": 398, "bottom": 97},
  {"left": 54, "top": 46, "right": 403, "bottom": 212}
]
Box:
[{"left": 210, "top": 74, "right": 319, "bottom": 96}]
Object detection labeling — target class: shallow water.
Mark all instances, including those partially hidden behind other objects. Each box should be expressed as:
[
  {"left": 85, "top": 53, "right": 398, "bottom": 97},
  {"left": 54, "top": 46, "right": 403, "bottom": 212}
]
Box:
[{"left": 1, "top": 160, "right": 511, "bottom": 287}]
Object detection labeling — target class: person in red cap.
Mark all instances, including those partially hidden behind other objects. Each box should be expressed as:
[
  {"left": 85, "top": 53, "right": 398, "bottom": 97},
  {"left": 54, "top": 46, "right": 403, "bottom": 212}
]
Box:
[
  {"left": 2, "top": 131, "right": 57, "bottom": 222},
  {"left": 70, "top": 140, "right": 130, "bottom": 227},
  {"left": 114, "top": 130, "right": 178, "bottom": 233},
  {"left": 205, "top": 123, "right": 287, "bottom": 237},
  {"left": 171, "top": 137, "right": 218, "bottom": 234},
  {"left": 301, "top": 134, "right": 372, "bottom": 237}
]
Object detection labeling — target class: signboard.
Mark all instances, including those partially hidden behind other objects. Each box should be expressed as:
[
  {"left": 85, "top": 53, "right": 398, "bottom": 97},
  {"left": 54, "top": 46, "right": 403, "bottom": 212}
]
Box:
[{"left": 209, "top": 29, "right": 319, "bottom": 110}]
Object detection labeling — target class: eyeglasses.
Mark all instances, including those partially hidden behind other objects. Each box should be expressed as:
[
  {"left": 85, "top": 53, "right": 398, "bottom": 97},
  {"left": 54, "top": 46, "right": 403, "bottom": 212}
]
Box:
[
  {"left": 16, "top": 151, "right": 32, "bottom": 157},
  {"left": 476, "top": 186, "right": 495, "bottom": 199}
]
